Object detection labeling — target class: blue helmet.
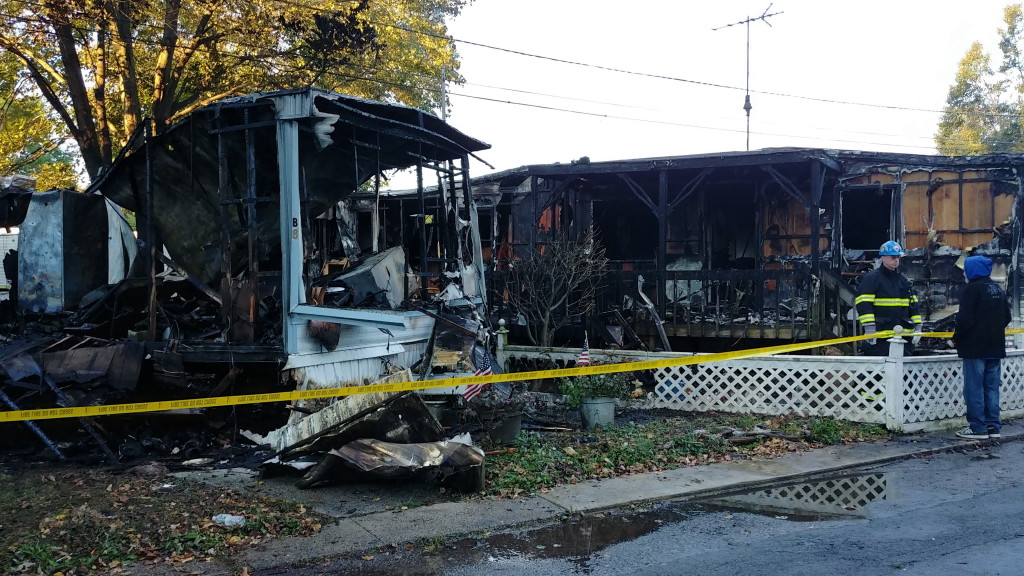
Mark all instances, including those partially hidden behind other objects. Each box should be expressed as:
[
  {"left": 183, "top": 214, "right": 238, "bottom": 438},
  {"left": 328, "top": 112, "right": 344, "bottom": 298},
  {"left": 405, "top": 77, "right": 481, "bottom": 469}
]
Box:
[{"left": 879, "top": 241, "right": 904, "bottom": 256}]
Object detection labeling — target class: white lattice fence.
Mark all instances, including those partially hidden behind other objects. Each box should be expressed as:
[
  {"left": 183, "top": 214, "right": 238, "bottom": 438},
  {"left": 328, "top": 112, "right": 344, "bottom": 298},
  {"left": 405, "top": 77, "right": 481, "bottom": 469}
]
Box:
[
  {"left": 900, "top": 357, "right": 962, "bottom": 424},
  {"left": 899, "top": 352, "right": 1024, "bottom": 428},
  {"left": 999, "top": 353, "right": 1024, "bottom": 412},
  {"left": 497, "top": 341, "right": 1024, "bottom": 431},
  {"left": 654, "top": 356, "right": 889, "bottom": 424},
  {"left": 654, "top": 351, "right": 1024, "bottom": 430}
]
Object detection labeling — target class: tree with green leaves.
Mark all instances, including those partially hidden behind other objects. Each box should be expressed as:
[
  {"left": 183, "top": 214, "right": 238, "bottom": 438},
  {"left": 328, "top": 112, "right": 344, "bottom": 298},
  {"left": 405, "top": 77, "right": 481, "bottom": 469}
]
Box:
[
  {"left": 0, "top": 0, "right": 469, "bottom": 181},
  {"left": 936, "top": 4, "right": 1024, "bottom": 154},
  {"left": 0, "top": 51, "right": 77, "bottom": 189}
]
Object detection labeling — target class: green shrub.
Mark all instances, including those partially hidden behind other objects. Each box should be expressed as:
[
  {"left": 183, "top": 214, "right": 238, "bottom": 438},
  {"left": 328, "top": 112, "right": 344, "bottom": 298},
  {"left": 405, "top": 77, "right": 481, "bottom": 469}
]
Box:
[{"left": 558, "top": 373, "right": 631, "bottom": 408}]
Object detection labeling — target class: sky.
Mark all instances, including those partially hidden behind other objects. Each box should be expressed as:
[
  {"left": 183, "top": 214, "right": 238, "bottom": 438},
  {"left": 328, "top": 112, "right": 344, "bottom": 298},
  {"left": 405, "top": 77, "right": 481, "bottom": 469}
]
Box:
[{"left": 389, "top": 0, "right": 1013, "bottom": 185}]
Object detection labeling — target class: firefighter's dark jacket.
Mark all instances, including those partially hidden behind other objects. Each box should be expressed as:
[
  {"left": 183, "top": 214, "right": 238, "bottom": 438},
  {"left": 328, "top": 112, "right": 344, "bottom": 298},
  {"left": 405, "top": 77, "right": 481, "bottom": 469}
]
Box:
[
  {"left": 952, "top": 256, "right": 1011, "bottom": 359},
  {"left": 855, "top": 265, "right": 922, "bottom": 331}
]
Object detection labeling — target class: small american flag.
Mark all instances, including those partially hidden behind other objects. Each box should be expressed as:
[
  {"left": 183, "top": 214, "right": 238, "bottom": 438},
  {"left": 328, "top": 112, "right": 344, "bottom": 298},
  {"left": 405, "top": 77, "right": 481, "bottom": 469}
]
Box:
[
  {"left": 577, "top": 334, "right": 590, "bottom": 366},
  {"left": 463, "top": 353, "right": 493, "bottom": 401}
]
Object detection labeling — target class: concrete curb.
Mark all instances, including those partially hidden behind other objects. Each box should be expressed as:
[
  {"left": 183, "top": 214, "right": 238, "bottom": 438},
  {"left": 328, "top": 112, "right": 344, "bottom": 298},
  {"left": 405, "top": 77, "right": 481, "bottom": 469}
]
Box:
[{"left": 234, "top": 424, "right": 1021, "bottom": 570}]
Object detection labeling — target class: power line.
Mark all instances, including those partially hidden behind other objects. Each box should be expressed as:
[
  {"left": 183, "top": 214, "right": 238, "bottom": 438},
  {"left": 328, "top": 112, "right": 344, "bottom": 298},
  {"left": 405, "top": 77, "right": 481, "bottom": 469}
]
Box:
[
  {"left": 1, "top": 4, "right": 1019, "bottom": 153},
  {"left": 385, "top": 22, "right": 960, "bottom": 116},
  {"left": 0, "top": 4, "right": 1016, "bottom": 120},
  {"left": 448, "top": 92, "right": 946, "bottom": 152}
]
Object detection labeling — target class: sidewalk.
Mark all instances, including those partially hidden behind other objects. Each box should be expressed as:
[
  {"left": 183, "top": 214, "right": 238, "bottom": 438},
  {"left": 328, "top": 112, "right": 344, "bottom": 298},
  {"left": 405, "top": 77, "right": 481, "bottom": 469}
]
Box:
[{"left": 217, "top": 422, "right": 1020, "bottom": 571}]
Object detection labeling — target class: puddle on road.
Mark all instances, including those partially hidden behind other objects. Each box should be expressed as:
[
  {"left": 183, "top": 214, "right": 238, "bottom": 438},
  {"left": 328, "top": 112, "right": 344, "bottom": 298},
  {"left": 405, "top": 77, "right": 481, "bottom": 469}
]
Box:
[
  {"left": 703, "top": 473, "right": 887, "bottom": 521},
  {"left": 325, "top": 473, "right": 893, "bottom": 575},
  {"left": 442, "top": 505, "right": 693, "bottom": 573},
  {"left": 462, "top": 506, "right": 688, "bottom": 556},
  {"left": 457, "top": 474, "right": 887, "bottom": 559}
]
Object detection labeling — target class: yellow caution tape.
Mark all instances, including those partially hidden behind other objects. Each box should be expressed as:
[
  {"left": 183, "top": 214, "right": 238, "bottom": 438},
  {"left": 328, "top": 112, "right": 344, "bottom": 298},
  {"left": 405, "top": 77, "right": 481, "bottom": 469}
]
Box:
[{"left": 3, "top": 328, "right": 1024, "bottom": 423}]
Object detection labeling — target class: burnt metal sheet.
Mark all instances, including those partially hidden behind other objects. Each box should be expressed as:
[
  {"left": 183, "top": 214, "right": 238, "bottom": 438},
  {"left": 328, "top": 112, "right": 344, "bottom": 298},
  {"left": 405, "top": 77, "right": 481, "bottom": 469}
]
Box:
[
  {"left": 40, "top": 343, "right": 145, "bottom": 390},
  {"left": 333, "top": 437, "right": 484, "bottom": 478},
  {"left": 261, "top": 370, "right": 445, "bottom": 457},
  {"left": 278, "top": 392, "right": 444, "bottom": 458},
  {"left": 89, "top": 88, "right": 490, "bottom": 287},
  {"left": 336, "top": 246, "right": 407, "bottom": 309}
]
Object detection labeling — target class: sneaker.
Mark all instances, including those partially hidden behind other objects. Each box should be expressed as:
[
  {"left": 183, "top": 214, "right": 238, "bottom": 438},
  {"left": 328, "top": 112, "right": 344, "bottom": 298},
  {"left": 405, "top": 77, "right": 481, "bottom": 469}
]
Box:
[
  {"left": 988, "top": 427, "right": 1001, "bottom": 438},
  {"left": 955, "top": 427, "right": 989, "bottom": 440}
]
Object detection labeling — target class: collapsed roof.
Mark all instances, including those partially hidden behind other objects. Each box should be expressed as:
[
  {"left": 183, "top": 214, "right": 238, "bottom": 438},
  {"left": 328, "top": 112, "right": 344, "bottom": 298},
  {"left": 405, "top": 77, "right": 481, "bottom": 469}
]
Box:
[{"left": 89, "top": 88, "right": 490, "bottom": 287}]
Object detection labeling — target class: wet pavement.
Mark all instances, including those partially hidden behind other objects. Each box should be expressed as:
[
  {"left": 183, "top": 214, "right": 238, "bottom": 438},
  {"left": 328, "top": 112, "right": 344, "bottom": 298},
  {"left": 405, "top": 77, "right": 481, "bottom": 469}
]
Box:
[
  {"left": 373, "top": 440, "right": 1024, "bottom": 575},
  {"left": 141, "top": 423, "right": 1023, "bottom": 575}
]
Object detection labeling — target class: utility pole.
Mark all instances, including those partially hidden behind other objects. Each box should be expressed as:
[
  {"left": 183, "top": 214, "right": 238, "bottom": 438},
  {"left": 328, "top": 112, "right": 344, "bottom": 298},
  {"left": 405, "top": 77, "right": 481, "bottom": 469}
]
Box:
[{"left": 713, "top": 4, "right": 782, "bottom": 151}]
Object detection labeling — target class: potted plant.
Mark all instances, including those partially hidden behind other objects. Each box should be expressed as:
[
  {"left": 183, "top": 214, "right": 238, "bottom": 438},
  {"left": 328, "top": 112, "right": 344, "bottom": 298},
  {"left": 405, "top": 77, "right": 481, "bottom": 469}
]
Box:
[
  {"left": 467, "top": 381, "right": 526, "bottom": 444},
  {"left": 558, "top": 372, "right": 631, "bottom": 430}
]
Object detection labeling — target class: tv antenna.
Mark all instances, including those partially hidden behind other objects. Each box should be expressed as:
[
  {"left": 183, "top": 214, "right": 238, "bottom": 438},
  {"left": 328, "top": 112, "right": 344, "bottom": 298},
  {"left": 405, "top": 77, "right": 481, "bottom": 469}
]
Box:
[{"left": 713, "top": 4, "right": 783, "bottom": 151}]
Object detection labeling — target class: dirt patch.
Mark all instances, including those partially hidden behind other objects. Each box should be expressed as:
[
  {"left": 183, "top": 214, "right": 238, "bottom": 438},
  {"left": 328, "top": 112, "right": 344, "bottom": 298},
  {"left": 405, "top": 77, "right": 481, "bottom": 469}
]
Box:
[{"left": 0, "top": 460, "right": 322, "bottom": 575}]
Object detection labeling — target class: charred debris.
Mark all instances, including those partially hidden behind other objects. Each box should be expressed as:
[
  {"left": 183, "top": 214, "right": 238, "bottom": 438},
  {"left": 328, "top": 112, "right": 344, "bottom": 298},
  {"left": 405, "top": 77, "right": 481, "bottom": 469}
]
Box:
[
  {"left": 0, "top": 89, "right": 497, "bottom": 489},
  {"left": 472, "top": 149, "right": 1023, "bottom": 353},
  {"left": 3, "top": 90, "right": 1024, "bottom": 488}
]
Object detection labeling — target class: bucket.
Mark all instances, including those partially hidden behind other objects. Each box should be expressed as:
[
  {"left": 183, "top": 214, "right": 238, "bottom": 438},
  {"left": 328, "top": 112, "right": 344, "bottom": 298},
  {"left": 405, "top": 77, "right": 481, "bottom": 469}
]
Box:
[
  {"left": 579, "top": 397, "right": 616, "bottom": 430},
  {"left": 423, "top": 400, "right": 448, "bottom": 425},
  {"left": 486, "top": 413, "right": 523, "bottom": 444}
]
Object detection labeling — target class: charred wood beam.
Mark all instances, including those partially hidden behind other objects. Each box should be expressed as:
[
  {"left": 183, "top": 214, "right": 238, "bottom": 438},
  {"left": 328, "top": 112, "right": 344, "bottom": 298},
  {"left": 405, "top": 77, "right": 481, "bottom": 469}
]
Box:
[
  {"left": 245, "top": 108, "right": 262, "bottom": 341},
  {"left": 617, "top": 174, "right": 656, "bottom": 212},
  {"left": 135, "top": 239, "right": 221, "bottom": 304},
  {"left": 810, "top": 161, "right": 824, "bottom": 276},
  {"left": 217, "top": 125, "right": 234, "bottom": 336},
  {"left": 418, "top": 160, "right": 428, "bottom": 296},
  {"left": 761, "top": 165, "right": 811, "bottom": 212},
  {"left": 668, "top": 168, "right": 712, "bottom": 214},
  {"left": 659, "top": 170, "right": 668, "bottom": 320},
  {"left": 1012, "top": 162, "right": 1024, "bottom": 330},
  {"left": 407, "top": 154, "right": 457, "bottom": 175},
  {"left": 172, "top": 344, "right": 284, "bottom": 364},
  {"left": 463, "top": 155, "right": 488, "bottom": 295},
  {"left": 206, "top": 119, "right": 278, "bottom": 134},
  {"left": 146, "top": 122, "right": 158, "bottom": 342}
]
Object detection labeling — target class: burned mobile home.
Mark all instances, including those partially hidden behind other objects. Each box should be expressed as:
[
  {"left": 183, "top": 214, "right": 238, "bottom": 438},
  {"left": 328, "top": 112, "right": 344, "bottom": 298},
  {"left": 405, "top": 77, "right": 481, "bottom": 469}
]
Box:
[
  {"left": 1, "top": 88, "right": 496, "bottom": 464},
  {"left": 467, "top": 149, "right": 1022, "bottom": 352}
]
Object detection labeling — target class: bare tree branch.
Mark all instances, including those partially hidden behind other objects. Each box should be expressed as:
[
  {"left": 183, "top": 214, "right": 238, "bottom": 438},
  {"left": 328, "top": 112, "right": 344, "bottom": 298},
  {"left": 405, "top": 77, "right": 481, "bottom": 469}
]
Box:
[{"left": 501, "top": 233, "right": 608, "bottom": 346}]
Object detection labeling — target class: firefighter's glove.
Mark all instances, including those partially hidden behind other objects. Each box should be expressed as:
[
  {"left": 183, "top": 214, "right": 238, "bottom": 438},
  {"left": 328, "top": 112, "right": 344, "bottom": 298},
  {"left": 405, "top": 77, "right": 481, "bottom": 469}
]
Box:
[
  {"left": 864, "top": 323, "right": 876, "bottom": 346},
  {"left": 911, "top": 324, "right": 922, "bottom": 346}
]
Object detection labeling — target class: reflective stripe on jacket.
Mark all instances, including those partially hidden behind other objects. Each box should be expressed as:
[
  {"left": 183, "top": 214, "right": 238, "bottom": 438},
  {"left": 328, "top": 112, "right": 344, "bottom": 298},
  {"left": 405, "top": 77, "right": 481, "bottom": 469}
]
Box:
[{"left": 855, "top": 266, "right": 922, "bottom": 329}]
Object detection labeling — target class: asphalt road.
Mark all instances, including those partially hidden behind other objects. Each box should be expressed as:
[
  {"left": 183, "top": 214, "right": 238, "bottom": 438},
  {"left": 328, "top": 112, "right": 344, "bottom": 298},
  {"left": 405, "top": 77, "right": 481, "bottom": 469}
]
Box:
[{"left": 307, "top": 440, "right": 1024, "bottom": 575}]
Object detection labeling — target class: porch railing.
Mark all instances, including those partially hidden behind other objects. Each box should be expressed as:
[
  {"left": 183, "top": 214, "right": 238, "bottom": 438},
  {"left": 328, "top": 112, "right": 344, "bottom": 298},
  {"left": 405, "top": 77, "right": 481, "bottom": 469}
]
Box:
[{"left": 601, "top": 264, "right": 824, "bottom": 340}]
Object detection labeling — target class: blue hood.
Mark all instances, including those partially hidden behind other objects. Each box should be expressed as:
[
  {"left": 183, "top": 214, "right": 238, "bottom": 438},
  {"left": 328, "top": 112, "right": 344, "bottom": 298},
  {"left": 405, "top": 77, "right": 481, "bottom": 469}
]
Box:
[{"left": 964, "top": 255, "right": 993, "bottom": 281}]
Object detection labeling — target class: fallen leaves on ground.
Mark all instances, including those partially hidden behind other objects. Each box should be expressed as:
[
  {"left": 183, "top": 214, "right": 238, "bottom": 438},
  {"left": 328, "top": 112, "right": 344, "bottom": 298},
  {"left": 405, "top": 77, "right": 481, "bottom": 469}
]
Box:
[{"left": 0, "top": 464, "right": 324, "bottom": 575}]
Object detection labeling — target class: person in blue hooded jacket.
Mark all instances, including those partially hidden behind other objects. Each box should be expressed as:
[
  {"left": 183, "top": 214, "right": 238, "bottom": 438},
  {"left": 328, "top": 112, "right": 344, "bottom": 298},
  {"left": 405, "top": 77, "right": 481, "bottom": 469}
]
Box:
[{"left": 951, "top": 255, "right": 1011, "bottom": 440}]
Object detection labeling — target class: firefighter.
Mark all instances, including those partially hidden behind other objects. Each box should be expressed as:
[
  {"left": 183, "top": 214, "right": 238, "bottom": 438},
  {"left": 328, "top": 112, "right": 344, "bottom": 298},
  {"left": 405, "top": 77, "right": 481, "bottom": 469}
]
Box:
[{"left": 854, "top": 240, "right": 922, "bottom": 356}]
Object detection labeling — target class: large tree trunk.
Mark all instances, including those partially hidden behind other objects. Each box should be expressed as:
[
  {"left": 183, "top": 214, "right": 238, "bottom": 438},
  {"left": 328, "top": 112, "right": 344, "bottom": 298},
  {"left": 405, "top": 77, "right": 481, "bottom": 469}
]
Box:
[
  {"left": 52, "top": 21, "right": 105, "bottom": 178},
  {"left": 114, "top": 0, "right": 143, "bottom": 140}
]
